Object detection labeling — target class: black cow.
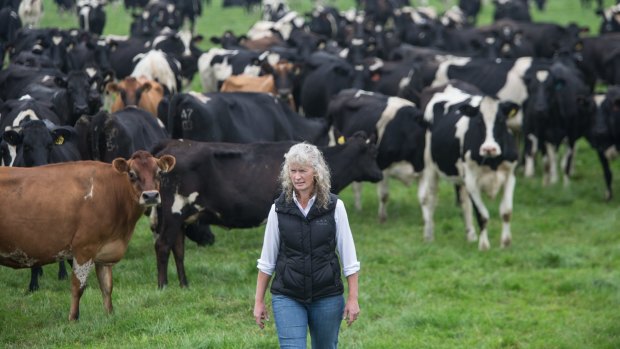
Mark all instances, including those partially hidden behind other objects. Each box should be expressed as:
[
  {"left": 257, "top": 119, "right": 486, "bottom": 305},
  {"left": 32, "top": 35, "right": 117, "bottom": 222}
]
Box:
[
  {"left": 0, "top": 8, "right": 22, "bottom": 45},
  {"left": 166, "top": 92, "right": 330, "bottom": 145},
  {"left": 74, "top": 106, "right": 168, "bottom": 162},
  {"left": 418, "top": 81, "right": 520, "bottom": 250},
  {"left": 77, "top": 0, "right": 106, "bottom": 36},
  {"left": 587, "top": 87, "right": 620, "bottom": 200},
  {"left": 521, "top": 61, "right": 594, "bottom": 186},
  {"left": 578, "top": 33, "right": 620, "bottom": 91},
  {"left": 151, "top": 132, "right": 383, "bottom": 287},
  {"left": 327, "top": 89, "right": 427, "bottom": 221},
  {"left": 493, "top": 0, "right": 531, "bottom": 22},
  {"left": 299, "top": 52, "right": 358, "bottom": 118}
]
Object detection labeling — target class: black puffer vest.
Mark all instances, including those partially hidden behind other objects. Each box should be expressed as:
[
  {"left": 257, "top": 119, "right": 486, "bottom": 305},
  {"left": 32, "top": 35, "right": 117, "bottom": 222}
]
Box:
[{"left": 270, "top": 192, "right": 344, "bottom": 303}]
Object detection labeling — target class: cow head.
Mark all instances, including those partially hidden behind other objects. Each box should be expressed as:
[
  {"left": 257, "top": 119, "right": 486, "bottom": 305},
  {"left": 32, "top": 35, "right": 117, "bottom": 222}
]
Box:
[
  {"left": 55, "top": 70, "right": 92, "bottom": 123},
  {"left": 2, "top": 120, "right": 74, "bottom": 167},
  {"left": 106, "top": 77, "right": 154, "bottom": 109},
  {"left": 112, "top": 150, "right": 176, "bottom": 207},
  {"left": 460, "top": 97, "right": 519, "bottom": 159}
]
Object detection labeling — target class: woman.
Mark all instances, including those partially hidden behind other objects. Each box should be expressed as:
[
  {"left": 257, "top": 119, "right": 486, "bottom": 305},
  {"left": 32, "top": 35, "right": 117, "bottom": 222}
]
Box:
[{"left": 253, "top": 142, "right": 361, "bottom": 349}]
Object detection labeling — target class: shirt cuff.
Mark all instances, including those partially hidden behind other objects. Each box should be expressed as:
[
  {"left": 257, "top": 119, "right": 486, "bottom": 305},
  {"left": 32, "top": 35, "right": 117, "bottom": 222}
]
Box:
[
  {"left": 343, "top": 261, "right": 360, "bottom": 277},
  {"left": 257, "top": 259, "right": 275, "bottom": 276}
]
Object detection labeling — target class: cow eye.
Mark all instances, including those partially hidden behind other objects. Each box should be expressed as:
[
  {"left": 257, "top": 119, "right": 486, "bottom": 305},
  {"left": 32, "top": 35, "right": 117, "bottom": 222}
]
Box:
[{"left": 128, "top": 171, "right": 138, "bottom": 181}]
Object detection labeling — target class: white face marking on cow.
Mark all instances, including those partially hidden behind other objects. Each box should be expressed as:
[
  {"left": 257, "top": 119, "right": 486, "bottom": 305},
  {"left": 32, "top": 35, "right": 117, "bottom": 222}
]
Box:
[
  {"left": 536, "top": 70, "right": 549, "bottom": 82},
  {"left": 52, "top": 36, "right": 63, "bottom": 45},
  {"left": 178, "top": 30, "right": 193, "bottom": 57},
  {"left": 84, "top": 177, "right": 94, "bottom": 200},
  {"left": 73, "top": 259, "right": 94, "bottom": 288},
  {"left": 0, "top": 249, "right": 38, "bottom": 267},
  {"left": 85, "top": 67, "right": 97, "bottom": 78},
  {"left": 377, "top": 96, "right": 415, "bottom": 144},
  {"left": 478, "top": 98, "right": 502, "bottom": 157},
  {"left": 171, "top": 191, "right": 200, "bottom": 214}
]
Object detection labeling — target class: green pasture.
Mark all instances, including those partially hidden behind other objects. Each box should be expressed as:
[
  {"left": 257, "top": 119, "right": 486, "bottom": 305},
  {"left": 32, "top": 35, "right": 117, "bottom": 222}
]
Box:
[{"left": 1, "top": 0, "right": 620, "bottom": 348}]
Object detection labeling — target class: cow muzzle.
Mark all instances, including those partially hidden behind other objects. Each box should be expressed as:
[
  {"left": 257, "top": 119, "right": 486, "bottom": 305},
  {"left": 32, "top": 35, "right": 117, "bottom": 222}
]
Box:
[
  {"left": 140, "top": 190, "right": 161, "bottom": 206},
  {"left": 480, "top": 142, "right": 502, "bottom": 158}
]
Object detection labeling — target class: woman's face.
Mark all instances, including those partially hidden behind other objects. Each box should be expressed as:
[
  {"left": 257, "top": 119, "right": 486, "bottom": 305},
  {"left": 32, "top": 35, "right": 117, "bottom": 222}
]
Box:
[{"left": 289, "top": 162, "right": 315, "bottom": 195}]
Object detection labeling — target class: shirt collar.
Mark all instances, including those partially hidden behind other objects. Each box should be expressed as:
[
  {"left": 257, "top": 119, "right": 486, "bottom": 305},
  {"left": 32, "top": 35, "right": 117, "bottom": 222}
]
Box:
[{"left": 293, "top": 191, "right": 316, "bottom": 216}]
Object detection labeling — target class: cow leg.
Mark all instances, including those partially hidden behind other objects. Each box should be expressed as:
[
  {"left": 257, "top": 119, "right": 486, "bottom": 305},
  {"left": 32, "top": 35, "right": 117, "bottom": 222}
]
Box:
[
  {"left": 172, "top": 229, "right": 188, "bottom": 288},
  {"left": 29, "top": 266, "right": 43, "bottom": 292},
  {"left": 543, "top": 142, "right": 558, "bottom": 185},
  {"left": 457, "top": 184, "right": 477, "bottom": 242},
  {"left": 95, "top": 264, "right": 113, "bottom": 314},
  {"left": 524, "top": 134, "right": 538, "bottom": 177},
  {"left": 561, "top": 143, "right": 575, "bottom": 187},
  {"left": 352, "top": 182, "right": 363, "bottom": 211},
  {"left": 418, "top": 168, "right": 438, "bottom": 242},
  {"left": 58, "top": 261, "right": 68, "bottom": 280},
  {"left": 155, "top": 237, "right": 172, "bottom": 289},
  {"left": 464, "top": 174, "right": 490, "bottom": 250},
  {"left": 499, "top": 169, "right": 517, "bottom": 248},
  {"left": 377, "top": 177, "right": 390, "bottom": 223},
  {"left": 596, "top": 150, "right": 613, "bottom": 201},
  {"left": 69, "top": 258, "right": 94, "bottom": 321}
]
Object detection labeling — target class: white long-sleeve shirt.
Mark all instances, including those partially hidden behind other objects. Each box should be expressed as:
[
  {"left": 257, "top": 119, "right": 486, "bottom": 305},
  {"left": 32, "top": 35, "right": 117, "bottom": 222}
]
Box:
[{"left": 256, "top": 194, "right": 361, "bottom": 277}]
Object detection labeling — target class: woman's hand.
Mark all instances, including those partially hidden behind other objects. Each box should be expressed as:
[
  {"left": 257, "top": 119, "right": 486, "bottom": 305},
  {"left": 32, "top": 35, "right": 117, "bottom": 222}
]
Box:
[
  {"left": 343, "top": 298, "right": 360, "bottom": 326},
  {"left": 254, "top": 301, "right": 269, "bottom": 329}
]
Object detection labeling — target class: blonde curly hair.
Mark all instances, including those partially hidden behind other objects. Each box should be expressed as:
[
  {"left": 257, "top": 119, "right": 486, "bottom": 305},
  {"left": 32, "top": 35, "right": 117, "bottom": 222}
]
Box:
[{"left": 279, "top": 142, "right": 331, "bottom": 209}]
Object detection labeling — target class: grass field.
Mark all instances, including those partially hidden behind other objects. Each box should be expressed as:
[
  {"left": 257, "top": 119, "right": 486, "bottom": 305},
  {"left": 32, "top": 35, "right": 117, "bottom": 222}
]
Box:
[{"left": 1, "top": 0, "right": 620, "bottom": 348}]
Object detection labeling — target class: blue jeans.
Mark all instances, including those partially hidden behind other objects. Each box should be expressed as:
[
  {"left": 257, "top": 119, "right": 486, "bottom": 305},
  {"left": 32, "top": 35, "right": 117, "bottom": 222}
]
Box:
[{"left": 272, "top": 294, "right": 345, "bottom": 349}]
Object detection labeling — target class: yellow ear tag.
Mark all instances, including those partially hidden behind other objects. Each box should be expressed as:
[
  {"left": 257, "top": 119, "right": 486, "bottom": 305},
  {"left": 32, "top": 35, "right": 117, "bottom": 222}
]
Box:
[
  {"left": 508, "top": 109, "right": 517, "bottom": 118},
  {"left": 337, "top": 136, "right": 346, "bottom": 144},
  {"left": 55, "top": 135, "right": 64, "bottom": 145}
]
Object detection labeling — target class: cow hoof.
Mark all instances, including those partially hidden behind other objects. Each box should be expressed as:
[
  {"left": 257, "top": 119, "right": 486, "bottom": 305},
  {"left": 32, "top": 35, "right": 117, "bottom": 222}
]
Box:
[
  {"left": 501, "top": 238, "right": 512, "bottom": 248},
  {"left": 478, "top": 239, "right": 490, "bottom": 251},
  {"left": 466, "top": 231, "right": 478, "bottom": 242}
]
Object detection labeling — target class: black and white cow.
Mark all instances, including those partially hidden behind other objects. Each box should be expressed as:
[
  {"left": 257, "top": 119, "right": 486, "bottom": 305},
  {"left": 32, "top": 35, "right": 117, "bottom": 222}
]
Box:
[
  {"left": 587, "top": 86, "right": 620, "bottom": 200},
  {"left": 77, "top": 0, "right": 106, "bottom": 36},
  {"left": 418, "top": 81, "right": 520, "bottom": 250},
  {"left": 327, "top": 89, "right": 427, "bottom": 221},
  {"left": 151, "top": 132, "right": 383, "bottom": 287},
  {"left": 74, "top": 106, "right": 168, "bottom": 162},
  {"left": 166, "top": 91, "right": 330, "bottom": 145},
  {"left": 197, "top": 47, "right": 264, "bottom": 92}
]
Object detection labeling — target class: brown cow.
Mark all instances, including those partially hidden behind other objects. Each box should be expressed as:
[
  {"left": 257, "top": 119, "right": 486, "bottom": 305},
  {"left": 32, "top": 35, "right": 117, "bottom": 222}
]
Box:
[
  {"left": 221, "top": 60, "right": 298, "bottom": 111},
  {"left": 106, "top": 76, "right": 165, "bottom": 116},
  {"left": 220, "top": 74, "right": 276, "bottom": 94},
  {"left": 0, "top": 151, "right": 176, "bottom": 320}
]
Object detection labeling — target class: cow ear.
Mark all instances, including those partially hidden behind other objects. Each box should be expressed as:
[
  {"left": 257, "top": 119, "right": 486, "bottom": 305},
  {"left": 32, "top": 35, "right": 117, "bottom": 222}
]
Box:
[
  {"left": 210, "top": 36, "right": 222, "bottom": 45},
  {"left": 112, "top": 158, "right": 130, "bottom": 174},
  {"left": 500, "top": 102, "right": 520, "bottom": 119},
  {"left": 192, "top": 35, "right": 204, "bottom": 44},
  {"left": 158, "top": 154, "right": 176, "bottom": 173},
  {"left": 2, "top": 130, "right": 23, "bottom": 146},
  {"left": 51, "top": 127, "right": 74, "bottom": 145},
  {"left": 106, "top": 82, "right": 119, "bottom": 94},
  {"left": 261, "top": 61, "right": 274, "bottom": 75}
]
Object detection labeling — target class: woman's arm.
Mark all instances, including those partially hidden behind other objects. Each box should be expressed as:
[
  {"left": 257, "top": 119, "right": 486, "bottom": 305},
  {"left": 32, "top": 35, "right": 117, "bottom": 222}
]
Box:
[
  {"left": 254, "top": 271, "right": 272, "bottom": 329},
  {"left": 343, "top": 272, "right": 360, "bottom": 326}
]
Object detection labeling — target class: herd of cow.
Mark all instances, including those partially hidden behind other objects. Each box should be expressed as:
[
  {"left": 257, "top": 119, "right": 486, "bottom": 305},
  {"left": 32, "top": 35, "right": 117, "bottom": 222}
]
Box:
[{"left": 1, "top": 0, "right": 620, "bottom": 320}]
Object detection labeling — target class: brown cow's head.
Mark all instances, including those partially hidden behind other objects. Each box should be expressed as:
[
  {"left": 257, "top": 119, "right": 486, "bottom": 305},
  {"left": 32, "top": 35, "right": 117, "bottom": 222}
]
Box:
[{"left": 112, "top": 150, "right": 176, "bottom": 207}]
